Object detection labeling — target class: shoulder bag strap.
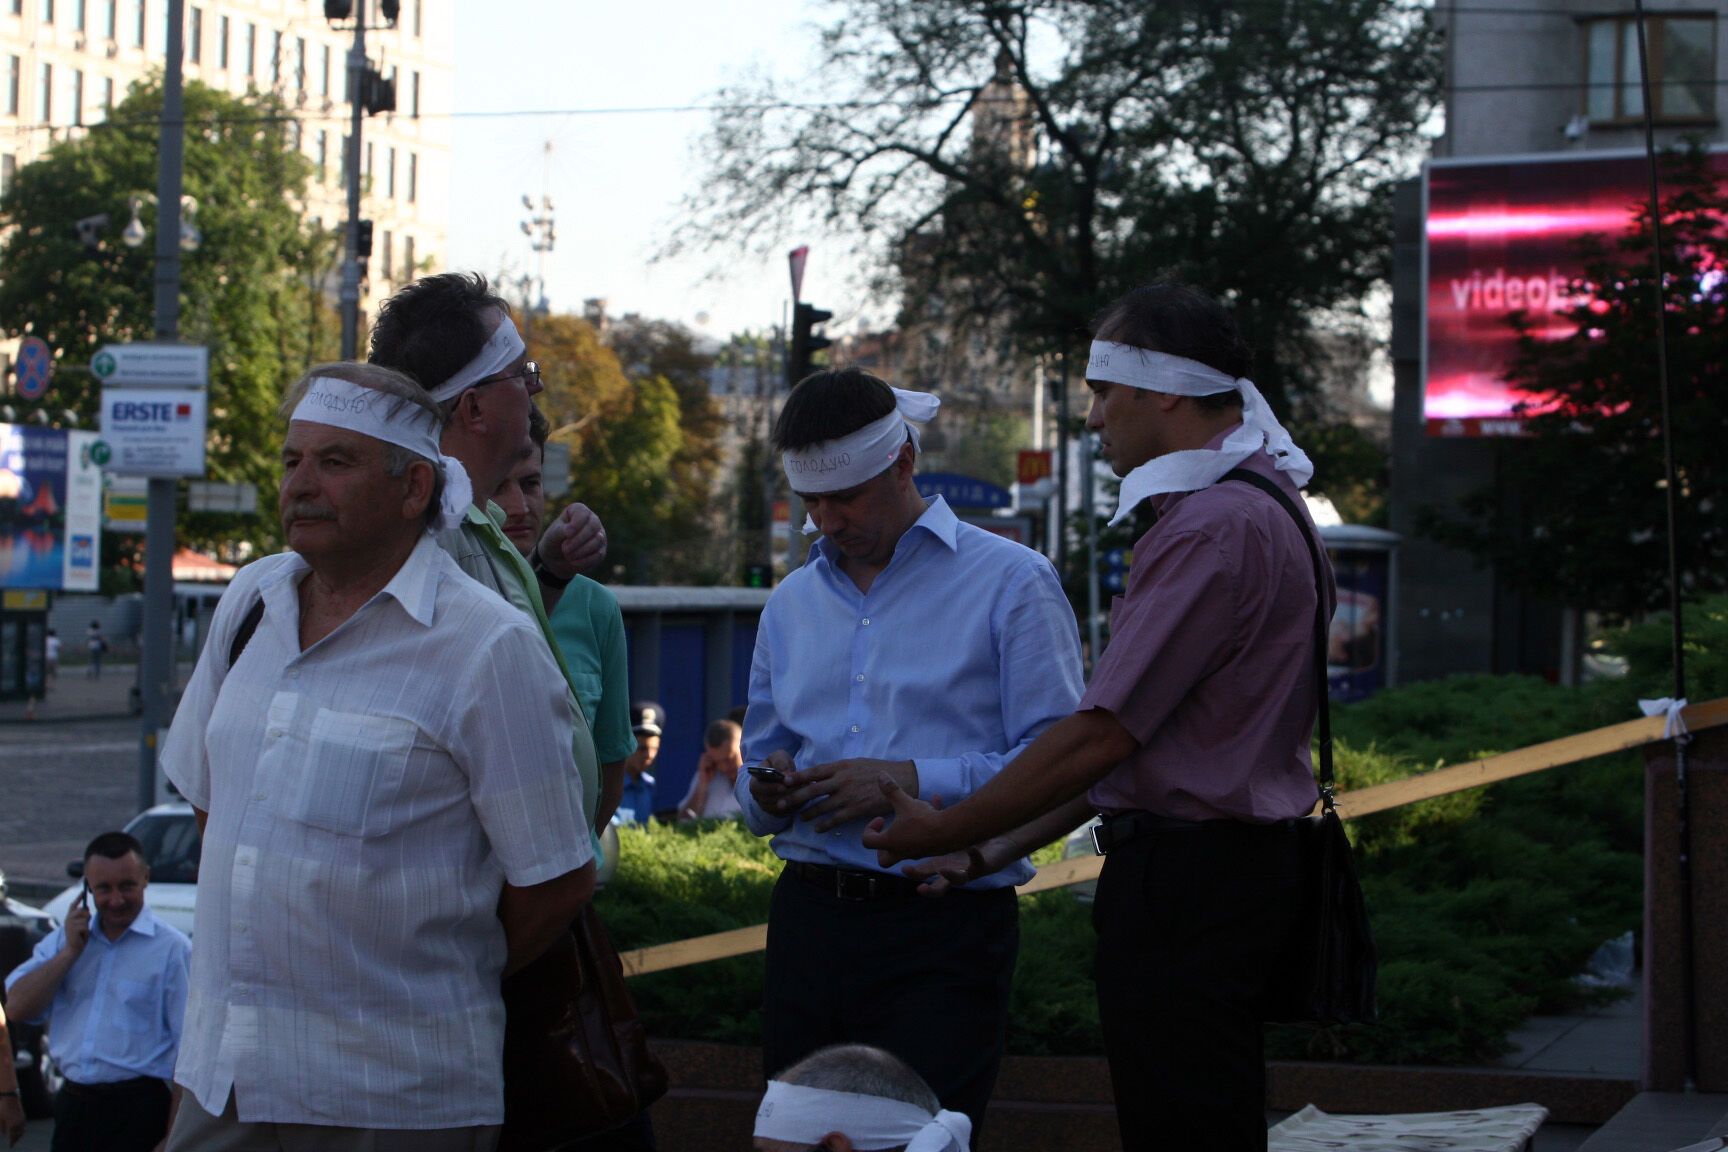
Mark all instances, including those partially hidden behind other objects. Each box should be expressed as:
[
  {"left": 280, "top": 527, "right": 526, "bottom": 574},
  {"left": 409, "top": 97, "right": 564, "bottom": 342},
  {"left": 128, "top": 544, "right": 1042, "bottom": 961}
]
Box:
[
  {"left": 1219, "top": 468, "right": 1334, "bottom": 813},
  {"left": 227, "top": 597, "right": 266, "bottom": 670}
]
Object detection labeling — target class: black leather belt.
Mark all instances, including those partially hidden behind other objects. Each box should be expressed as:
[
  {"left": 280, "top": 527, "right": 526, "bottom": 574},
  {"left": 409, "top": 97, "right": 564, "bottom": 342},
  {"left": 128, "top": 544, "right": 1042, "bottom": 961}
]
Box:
[
  {"left": 1091, "top": 810, "right": 1296, "bottom": 855},
  {"left": 789, "top": 860, "right": 921, "bottom": 902},
  {"left": 62, "top": 1076, "right": 167, "bottom": 1097}
]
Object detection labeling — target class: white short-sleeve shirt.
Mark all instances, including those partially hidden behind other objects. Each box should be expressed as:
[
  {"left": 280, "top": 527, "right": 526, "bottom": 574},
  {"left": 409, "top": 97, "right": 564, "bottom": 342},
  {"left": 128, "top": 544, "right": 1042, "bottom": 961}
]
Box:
[{"left": 161, "top": 535, "right": 592, "bottom": 1129}]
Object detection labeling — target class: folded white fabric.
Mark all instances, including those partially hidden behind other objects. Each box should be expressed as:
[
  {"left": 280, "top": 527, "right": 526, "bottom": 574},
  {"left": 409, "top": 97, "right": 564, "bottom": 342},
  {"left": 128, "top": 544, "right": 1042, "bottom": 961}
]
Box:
[
  {"left": 1269, "top": 1103, "right": 1548, "bottom": 1152},
  {"left": 1639, "top": 697, "right": 1691, "bottom": 740}
]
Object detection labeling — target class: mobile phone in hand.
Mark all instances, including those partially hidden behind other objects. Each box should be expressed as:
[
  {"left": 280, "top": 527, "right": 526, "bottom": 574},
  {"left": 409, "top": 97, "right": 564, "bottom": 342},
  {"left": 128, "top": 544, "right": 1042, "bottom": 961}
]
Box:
[{"left": 746, "top": 764, "right": 786, "bottom": 785}]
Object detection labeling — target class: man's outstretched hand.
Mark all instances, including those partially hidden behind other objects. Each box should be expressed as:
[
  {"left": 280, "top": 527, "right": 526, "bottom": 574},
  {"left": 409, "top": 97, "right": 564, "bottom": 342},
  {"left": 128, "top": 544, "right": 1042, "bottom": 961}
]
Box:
[{"left": 862, "top": 774, "right": 960, "bottom": 865}]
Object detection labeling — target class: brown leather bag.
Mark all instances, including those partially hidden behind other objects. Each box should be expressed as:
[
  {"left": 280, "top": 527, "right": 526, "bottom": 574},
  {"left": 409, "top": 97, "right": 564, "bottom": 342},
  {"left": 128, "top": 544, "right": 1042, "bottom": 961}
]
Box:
[{"left": 498, "top": 904, "right": 669, "bottom": 1150}]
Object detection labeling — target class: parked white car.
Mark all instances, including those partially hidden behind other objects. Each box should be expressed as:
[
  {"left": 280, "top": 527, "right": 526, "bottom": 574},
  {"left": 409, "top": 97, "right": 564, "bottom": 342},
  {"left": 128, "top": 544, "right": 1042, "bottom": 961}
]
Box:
[{"left": 40, "top": 803, "right": 200, "bottom": 938}]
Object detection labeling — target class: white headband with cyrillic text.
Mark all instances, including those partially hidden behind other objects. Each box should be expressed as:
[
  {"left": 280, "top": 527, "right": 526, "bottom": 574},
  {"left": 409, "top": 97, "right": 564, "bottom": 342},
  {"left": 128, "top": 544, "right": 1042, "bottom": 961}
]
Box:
[
  {"left": 290, "top": 376, "right": 473, "bottom": 531},
  {"left": 428, "top": 314, "right": 527, "bottom": 404},
  {"left": 753, "top": 1081, "right": 971, "bottom": 1152},
  {"left": 782, "top": 387, "right": 941, "bottom": 496},
  {"left": 1087, "top": 341, "right": 1313, "bottom": 526}
]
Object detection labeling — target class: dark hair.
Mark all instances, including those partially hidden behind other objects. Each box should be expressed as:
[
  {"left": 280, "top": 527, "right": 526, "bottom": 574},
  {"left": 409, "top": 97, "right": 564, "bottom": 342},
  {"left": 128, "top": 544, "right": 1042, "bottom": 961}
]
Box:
[
  {"left": 84, "top": 831, "right": 145, "bottom": 864},
  {"left": 528, "top": 404, "right": 549, "bottom": 450},
  {"left": 704, "top": 718, "right": 741, "bottom": 748},
  {"left": 369, "top": 272, "right": 513, "bottom": 399},
  {"left": 1093, "top": 283, "right": 1250, "bottom": 412},
  {"left": 771, "top": 367, "right": 898, "bottom": 452}
]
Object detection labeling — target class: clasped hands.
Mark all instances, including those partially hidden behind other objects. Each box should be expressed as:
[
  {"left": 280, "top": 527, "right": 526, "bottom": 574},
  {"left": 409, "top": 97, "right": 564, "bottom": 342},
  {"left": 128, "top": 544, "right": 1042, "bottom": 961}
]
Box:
[{"left": 748, "top": 751, "right": 999, "bottom": 895}]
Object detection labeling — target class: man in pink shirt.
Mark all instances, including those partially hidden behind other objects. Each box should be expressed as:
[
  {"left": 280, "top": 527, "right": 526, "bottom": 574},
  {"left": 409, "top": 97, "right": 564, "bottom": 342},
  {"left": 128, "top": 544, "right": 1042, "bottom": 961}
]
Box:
[{"left": 865, "top": 283, "right": 1332, "bottom": 1151}]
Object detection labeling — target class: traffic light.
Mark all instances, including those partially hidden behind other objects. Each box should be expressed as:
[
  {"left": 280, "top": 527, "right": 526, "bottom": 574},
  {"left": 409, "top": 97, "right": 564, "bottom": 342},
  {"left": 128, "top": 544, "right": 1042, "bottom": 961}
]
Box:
[
  {"left": 360, "top": 67, "right": 396, "bottom": 116},
  {"left": 323, "top": 0, "right": 352, "bottom": 19},
  {"left": 379, "top": 0, "right": 401, "bottom": 22},
  {"left": 355, "top": 219, "right": 374, "bottom": 262},
  {"left": 743, "top": 563, "right": 772, "bottom": 589},
  {"left": 787, "top": 302, "right": 833, "bottom": 387}
]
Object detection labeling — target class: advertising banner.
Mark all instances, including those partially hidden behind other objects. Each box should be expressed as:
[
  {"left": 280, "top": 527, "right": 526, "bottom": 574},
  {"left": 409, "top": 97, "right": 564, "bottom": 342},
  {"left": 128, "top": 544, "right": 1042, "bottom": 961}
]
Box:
[
  {"left": 62, "top": 430, "right": 103, "bottom": 591},
  {"left": 1424, "top": 147, "right": 1728, "bottom": 437},
  {"left": 0, "top": 424, "right": 71, "bottom": 589},
  {"left": 99, "top": 388, "right": 208, "bottom": 476}
]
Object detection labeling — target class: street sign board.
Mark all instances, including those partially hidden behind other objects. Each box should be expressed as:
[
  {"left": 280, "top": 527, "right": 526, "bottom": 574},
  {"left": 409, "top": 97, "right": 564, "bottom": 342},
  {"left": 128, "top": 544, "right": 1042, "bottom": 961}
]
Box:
[
  {"left": 1016, "top": 449, "right": 1053, "bottom": 486},
  {"left": 542, "top": 441, "right": 571, "bottom": 499},
  {"left": 91, "top": 343, "right": 209, "bottom": 389},
  {"left": 99, "top": 388, "right": 208, "bottom": 477},
  {"left": 914, "top": 472, "right": 1012, "bottom": 510},
  {"left": 188, "top": 481, "right": 259, "bottom": 514},
  {"left": 14, "top": 336, "right": 53, "bottom": 400}
]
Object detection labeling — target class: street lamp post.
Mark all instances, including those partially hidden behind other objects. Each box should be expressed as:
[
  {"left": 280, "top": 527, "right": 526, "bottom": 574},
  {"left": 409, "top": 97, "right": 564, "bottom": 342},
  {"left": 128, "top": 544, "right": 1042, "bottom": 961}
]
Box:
[{"left": 137, "top": 0, "right": 188, "bottom": 811}]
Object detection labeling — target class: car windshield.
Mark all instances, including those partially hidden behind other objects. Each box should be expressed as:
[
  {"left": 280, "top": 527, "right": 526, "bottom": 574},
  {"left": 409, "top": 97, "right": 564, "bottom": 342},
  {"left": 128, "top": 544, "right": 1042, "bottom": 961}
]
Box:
[{"left": 129, "top": 813, "right": 201, "bottom": 885}]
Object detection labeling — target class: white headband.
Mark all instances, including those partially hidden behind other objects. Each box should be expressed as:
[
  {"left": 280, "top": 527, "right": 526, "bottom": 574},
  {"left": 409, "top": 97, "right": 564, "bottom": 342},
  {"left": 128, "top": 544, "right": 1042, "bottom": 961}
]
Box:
[
  {"left": 1087, "top": 341, "right": 1314, "bottom": 526},
  {"left": 427, "top": 313, "right": 527, "bottom": 404},
  {"left": 754, "top": 1082, "right": 971, "bottom": 1152},
  {"left": 783, "top": 387, "right": 940, "bottom": 496},
  {"left": 291, "top": 376, "right": 474, "bottom": 532}
]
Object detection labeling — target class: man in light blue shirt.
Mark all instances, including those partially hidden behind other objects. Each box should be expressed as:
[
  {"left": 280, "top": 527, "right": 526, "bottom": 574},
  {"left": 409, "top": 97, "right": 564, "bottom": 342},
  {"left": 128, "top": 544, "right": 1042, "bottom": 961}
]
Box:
[
  {"left": 735, "top": 368, "right": 1083, "bottom": 1139},
  {"left": 5, "top": 831, "right": 190, "bottom": 1152}
]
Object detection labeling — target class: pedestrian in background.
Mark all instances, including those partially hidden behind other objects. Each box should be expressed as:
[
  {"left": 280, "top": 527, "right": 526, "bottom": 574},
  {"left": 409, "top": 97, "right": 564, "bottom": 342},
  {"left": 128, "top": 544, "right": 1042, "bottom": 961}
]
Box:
[
  {"left": 618, "top": 703, "right": 664, "bottom": 827},
  {"left": 677, "top": 719, "right": 743, "bottom": 822},
  {"left": 85, "top": 621, "right": 105, "bottom": 680},
  {"left": 5, "top": 831, "right": 190, "bottom": 1152}
]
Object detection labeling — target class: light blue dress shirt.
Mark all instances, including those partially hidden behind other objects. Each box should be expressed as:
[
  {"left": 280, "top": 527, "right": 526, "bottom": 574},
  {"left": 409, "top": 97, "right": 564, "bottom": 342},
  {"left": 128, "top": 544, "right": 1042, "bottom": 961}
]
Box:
[
  {"left": 5, "top": 905, "right": 190, "bottom": 1084},
  {"left": 734, "top": 496, "right": 1084, "bottom": 887}
]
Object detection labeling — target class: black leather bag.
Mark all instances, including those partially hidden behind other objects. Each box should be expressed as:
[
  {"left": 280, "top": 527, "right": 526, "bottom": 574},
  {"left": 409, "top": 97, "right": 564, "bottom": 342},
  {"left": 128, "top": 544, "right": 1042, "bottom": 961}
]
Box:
[
  {"left": 498, "top": 904, "right": 669, "bottom": 1150},
  {"left": 1223, "top": 469, "right": 1379, "bottom": 1027}
]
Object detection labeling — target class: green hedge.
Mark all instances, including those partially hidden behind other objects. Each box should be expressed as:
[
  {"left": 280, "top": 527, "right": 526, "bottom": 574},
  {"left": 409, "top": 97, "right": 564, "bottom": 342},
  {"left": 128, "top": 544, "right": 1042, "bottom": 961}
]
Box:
[{"left": 596, "top": 599, "right": 1728, "bottom": 1064}]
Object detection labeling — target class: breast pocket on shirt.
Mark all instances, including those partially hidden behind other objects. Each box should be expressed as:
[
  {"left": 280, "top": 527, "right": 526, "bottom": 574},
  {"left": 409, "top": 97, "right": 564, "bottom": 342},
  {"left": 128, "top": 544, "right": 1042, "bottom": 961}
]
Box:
[
  {"left": 270, "top": 708, "right": 418, "bottom": 837},
  {"left": 112, "top": 977, "right": 162, "bottom": 1034}
]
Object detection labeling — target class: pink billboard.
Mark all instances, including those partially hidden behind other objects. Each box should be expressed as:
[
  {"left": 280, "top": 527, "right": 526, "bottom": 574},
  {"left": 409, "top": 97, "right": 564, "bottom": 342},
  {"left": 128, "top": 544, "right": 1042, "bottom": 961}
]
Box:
[{"left": 1423, "top": 147, "right": 1728, "bottom": 437}]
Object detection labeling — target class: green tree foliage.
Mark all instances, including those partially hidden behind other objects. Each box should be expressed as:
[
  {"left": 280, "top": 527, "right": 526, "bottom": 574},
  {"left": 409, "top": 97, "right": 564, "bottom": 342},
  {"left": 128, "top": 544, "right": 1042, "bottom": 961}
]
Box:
[
  {"left": 530, "top": 314, "right": 695, "bottom": 584},
  {"left": 673, "top": 0, "right": 1439, "bottom": 502},
  {"left": 0, "top": 80, "right": 335, "bottom": 560},
  {"left": 1424, "top": 148, "right": 1727, "bottom": 621}
]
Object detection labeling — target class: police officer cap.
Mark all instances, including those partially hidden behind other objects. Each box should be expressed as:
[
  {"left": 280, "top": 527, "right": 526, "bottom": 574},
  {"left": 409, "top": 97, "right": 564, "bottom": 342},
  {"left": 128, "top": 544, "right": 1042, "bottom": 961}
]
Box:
[{"left": 631, "top": 701, "right": 664, "bottom": 738}]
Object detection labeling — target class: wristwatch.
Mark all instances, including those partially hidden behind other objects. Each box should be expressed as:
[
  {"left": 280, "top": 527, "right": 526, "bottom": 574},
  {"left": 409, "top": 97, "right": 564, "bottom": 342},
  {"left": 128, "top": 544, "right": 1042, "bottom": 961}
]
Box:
[{"left": 529, "top": 547, "right": 574, "bottom": 590}]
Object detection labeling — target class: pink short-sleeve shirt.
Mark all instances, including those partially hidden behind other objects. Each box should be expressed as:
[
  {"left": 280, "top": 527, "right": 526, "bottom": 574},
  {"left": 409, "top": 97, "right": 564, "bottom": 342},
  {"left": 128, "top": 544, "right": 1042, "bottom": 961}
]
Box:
[{"left": 1082, "top": 446, "right": 1335, "bottom": 823}]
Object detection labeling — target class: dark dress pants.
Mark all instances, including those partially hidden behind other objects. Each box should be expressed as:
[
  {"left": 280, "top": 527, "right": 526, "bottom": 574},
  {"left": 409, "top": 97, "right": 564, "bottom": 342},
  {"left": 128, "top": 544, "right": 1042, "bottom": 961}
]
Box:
[
  {"left": 52, "top": 1077, "right": 171, "bottom": 1152},
  {"left": 1092, "top": 819, "right": 1302, "bottom": 1152},
  {"left": 761, "top": 866, "right": 1019, "bottom": 1143}
]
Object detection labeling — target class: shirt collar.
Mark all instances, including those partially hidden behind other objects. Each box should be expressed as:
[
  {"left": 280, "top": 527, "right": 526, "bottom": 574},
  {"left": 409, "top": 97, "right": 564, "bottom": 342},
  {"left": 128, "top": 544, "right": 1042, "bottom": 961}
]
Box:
[
  {"left": 264, "top": 534, "right": 442, "bottom": 628},
  {"left": 97, "top": 904, "right": 160, "bottom": 941},
  {"left": 810, "top": 494, "right": 960, "bottom": 569}
]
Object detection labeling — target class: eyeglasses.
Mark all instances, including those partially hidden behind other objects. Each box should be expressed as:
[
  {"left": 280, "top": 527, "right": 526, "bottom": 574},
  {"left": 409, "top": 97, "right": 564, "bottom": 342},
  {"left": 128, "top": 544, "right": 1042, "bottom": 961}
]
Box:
[{"left": 473, "top": 361, "right": 541, "bottom": 392}]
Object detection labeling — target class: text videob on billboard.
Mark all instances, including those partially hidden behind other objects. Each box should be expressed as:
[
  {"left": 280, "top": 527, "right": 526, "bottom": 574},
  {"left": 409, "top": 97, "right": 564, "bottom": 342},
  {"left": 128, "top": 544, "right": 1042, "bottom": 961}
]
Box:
[{"left": 1423, "top": 146, "right": 1728, "bottom": 438}]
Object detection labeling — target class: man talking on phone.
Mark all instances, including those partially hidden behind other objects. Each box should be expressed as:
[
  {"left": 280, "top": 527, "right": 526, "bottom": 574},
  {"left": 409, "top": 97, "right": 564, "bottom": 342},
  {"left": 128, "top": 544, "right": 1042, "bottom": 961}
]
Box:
[
  {"left": 5, "top": 831, "right": 191, "bottom": 1152},
  {"left": 735, "top": 368, "right": 1083, "bottom": 1139}
]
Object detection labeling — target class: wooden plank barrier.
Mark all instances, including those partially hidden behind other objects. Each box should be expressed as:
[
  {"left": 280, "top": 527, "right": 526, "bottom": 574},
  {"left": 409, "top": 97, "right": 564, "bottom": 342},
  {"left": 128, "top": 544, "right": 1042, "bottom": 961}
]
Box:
[{"left": 618, "top": 696, "right": 1728, "bottom": 978}]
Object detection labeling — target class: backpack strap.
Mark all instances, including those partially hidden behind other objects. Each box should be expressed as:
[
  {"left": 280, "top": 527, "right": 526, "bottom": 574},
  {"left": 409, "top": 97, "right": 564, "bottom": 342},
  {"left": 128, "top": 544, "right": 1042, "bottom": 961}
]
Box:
[
  {"left": 1219, "top": 468, "right": 1334, "bottom": 811},
  {"left": 227, "top": 597, "right": 266, "bottom": 670}
]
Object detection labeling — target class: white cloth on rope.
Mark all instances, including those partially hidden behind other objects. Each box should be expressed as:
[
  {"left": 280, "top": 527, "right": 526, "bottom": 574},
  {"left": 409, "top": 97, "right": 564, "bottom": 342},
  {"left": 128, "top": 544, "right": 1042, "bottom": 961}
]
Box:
[
  {"left": 291, "top": 376, "right": 472, "bottom": 532},
  {"left": 1086, "top": 341, "right": 1313, "bottom": 526},
  {"left": 427, "top": 313, "right": 527, "bottom": 404},
  {"left": 785, "top": 387, "right": 940, "bottom": 533},
  {"left": 753, "top": 1081, "right": 971, "bottom": 1152},
  {"left": 1639, "top": 697, "right": 1691, "bottom": 740}
]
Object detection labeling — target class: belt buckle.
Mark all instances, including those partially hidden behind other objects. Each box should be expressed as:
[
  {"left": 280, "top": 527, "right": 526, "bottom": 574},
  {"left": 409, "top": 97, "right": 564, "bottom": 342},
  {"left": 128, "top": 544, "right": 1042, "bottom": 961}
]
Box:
[{"left": 835, "top": 870, "right": 875, "bottom": 901}]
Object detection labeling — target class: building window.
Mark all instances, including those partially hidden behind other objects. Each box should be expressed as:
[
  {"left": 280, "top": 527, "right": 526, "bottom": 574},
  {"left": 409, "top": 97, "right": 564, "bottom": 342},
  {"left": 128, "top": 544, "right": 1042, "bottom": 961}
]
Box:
[
  {"left": 317, "top": 43, "right": 328, "bottom": 96},
  {"left": 271, "top": 30, "right": 281, "bottom": 84},
  {"left": 315, "top": 129, "right": 327, "bottom": 181},
  {"left": 412, "top": 0, "right": 420, "bottom": 36},
  {"left": 364, "top": 139, "right": 372, "bottom": 182},
  {"left": 217, "top": 15, "right": 228, "bottom": 68},
  {"left": 101, "top": 75, "right": 112, "bottom": 110},
  {"left": 40, "top": 0, "right": 52, "bottom": 25},
  {"left": 403, "top": 234, "right": 415, "bottom": 276},
  {"left": 244, "top": 23, "right": 254, "bottom": 76},
  {"left": 74, "top": 0, "right": 85, "bottom": 31},
  {"left": 386, "top": 145, "right": 395, "bottom": 197},
  {"left": 294, "top": 36, "right": 304, "bottom": 91},
  {"left": 286, "top": 119, "right": 300, "bottom": 150},
  {"left": 6, "top": 56, "right": 18, "bottom": 116},
  {"left": 104, "top": 0, "right": 115, "bottom": 39},
  {"left": 7, "top": 0, "right": 18, "bottom": 18},
  {"left": 36, "top": 61, "right": 50, "bottom": 123},
  {"left": 187, "top": 7, "right": 200, "bottom": 63},
  {"left": 410, "top": 70, "right": 419, "bottom": 118},
  {"left": 1584, "top": 13, "right": 1718, "bottom": 124},
  {"left": 338, "top": 133, "right": 348, "bottom": 185},
  {"left": 0, "top": 154, "right": 14, "bottom": 196},
  {"left": 407, "top": 152, "right": 416, "bottom": 202},
  {"left": 136, "top": 0, "right": 146, "bottom": 48},
  {"left": 70, "top": 68, "right": 81, "bottom": 125},
  {"left": 381, "top": 228, "right": 392, "bottom": 279}
]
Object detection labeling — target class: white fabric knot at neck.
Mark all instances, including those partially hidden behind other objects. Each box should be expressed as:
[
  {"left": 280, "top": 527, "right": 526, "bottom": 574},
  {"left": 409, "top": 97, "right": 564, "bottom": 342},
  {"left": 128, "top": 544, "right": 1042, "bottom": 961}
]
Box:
[
  {"left": 787, "top": 387, "right": 941, "bottom": 534},
  {"left": 753, "top": 1081, "right": 971, "bottom": 1152},
  {"left": 1087, "top": 341, "right": 1313, "bottom": 526},
  {"left": 290, "top": 376, "right": 471, "bottom": 532}
]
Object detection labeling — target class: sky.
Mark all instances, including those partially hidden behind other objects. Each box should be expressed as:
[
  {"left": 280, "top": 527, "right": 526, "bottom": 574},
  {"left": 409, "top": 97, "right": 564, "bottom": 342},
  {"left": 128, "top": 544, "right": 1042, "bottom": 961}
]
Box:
[{"left": 447, "top": 0, "right": 844, "bottom": 340}]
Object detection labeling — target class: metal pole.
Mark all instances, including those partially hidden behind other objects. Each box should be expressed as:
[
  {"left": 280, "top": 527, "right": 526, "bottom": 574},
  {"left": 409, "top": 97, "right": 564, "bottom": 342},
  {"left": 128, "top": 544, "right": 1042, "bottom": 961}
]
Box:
[
  {"left": 1082, "top": 431, "right": 1101, "bottom": 669},
  {"left": 138, "top": 0, "right": 186, "bottom": 811},
  {"left": 1055, "top": 353, "right": 1069, "bottom": 579},
  {"left": 338, "top": 0, "right": 366, "bottom": 359}
]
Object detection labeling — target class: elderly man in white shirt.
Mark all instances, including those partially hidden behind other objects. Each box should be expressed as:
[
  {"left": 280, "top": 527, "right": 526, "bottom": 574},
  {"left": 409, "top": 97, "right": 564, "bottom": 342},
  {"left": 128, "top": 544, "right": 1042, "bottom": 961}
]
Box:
[{"left": 160, "top": 362, "right": 595, "bottom": 1152}]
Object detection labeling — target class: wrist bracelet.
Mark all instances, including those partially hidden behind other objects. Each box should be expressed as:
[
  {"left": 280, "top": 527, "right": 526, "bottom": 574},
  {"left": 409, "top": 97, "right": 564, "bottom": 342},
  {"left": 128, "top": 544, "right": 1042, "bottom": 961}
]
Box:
[
  {"left": 529, "top": 548, "right": 574, "bottom": 590},
  {"left": 0, "top": 1090, "right": 19, "bottom": 1098}
]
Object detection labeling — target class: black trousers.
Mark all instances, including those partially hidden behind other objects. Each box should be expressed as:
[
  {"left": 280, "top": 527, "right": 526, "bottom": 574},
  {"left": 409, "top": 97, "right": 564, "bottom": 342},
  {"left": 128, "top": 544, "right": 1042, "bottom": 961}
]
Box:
[
  {"left": 52, "top": 1077, "right": 171, "bottom": 1152},
  {"left": 762, "top": 866, "right": 1019, "bottom": 1141},
  {"left": 1092, "top": 818, "right": 1302, "bottom": 1152}
]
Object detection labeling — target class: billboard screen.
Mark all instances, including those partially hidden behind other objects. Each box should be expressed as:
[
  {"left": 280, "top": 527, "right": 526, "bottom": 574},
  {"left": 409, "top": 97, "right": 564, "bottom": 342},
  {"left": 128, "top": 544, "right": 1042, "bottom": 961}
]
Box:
[
  {"left": 1424, "top": 147, "right": 1728, "bottom": 437},
  {"left": 0, "top": 424, "right": 105, "bottom": 591}
]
